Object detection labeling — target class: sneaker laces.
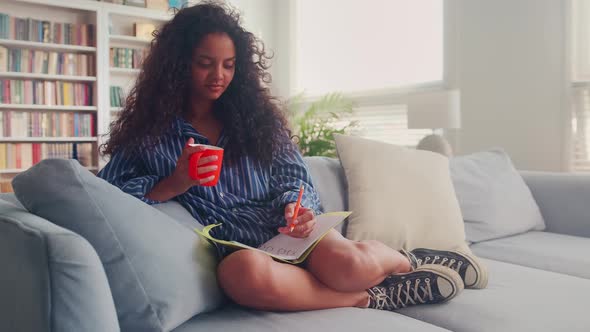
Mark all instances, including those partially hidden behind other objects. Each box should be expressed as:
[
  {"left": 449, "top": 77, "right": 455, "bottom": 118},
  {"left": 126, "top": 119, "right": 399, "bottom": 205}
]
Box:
[
  {"left": 401, "top": 249, "right": 419, "bottom": 269},
  {"left": 419, "top": 255, "right": 464, "bottom": 273},
  {"left": 368, "top": 278, "right": 434, "bottom": 310}
]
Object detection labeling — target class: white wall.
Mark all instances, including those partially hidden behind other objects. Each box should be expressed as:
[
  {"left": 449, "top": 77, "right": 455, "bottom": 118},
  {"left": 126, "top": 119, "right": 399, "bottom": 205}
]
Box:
[
  {"left": 224, "top": 0, "right": 288, "bottom": 98},
  {"left": 267, "top": 0, "right": 569, "bottom": 171},
  {"left": 188, "top": 0, "right": 283, "bottom": 95},
  {"left": 450, "top": 0, "right": 568, "bottom": 171},
  {"left": 270, "top": 1, "right": 293, "bottom": 98}
]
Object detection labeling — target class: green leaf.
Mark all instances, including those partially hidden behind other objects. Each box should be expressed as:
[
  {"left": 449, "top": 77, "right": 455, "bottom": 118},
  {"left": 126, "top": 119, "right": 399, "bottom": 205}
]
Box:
[{"left": 288, "top": 92, "right": 357, "bottom": 156}]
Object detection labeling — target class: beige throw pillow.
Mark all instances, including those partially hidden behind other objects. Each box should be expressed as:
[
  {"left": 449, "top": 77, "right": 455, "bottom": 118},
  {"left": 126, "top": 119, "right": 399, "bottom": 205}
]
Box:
[{"left": 335, "top": 134, "right": 471, "bottom": 253}]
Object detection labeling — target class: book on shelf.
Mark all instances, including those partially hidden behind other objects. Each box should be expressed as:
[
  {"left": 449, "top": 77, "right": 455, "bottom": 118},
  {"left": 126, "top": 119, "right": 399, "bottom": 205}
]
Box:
[
  {"left": 134, "top": 23, "right": 156, "bottom": 40},
  {"left": 0, "top": 46, "right": 6, "bottom": 72},
  {"left": 110, "top": 47, "right": 147, "bottom": 69},
  {"left": 125, "top": 0, "right": 147, "bottom": 8},
  {"left": 169, "top": 0, "right": 188, "bottom": 10},
  {"left": 0, "top": 47, "right": 96, "bottom": 76},
  {"left": 0, "top": 142, "right": 96, "bottom": 170},
  {"left": 0, "top": 79, "right": 93, "bottom": 106},
  {"left": 0, "top": 180, "right": 13, "bottom": 193},
  {"left": 0, "top": 13, "right": 95, "bottom": 47},
  {"left": 146, "top": 0, "right": 169, "bottom": 11},
  {"left": 110, "top": 86, "right": 125, "bottom": 107},
  {"left": 1, "top": 111, "right": 95, "bottom": 138}
]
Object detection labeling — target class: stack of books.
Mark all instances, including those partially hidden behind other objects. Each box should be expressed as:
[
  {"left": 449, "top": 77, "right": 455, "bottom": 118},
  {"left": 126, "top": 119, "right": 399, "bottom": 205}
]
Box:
[
  {"left": 1, "top": 111, "right": 95, "bottom": 138},
  {"left": 0, "top": 142, "right": 96, "bottom": 170},
  {"left": 0, "top": 80, "right": 93, "bottom": 106},
  {"left": 0, "top": 13, "right": 95, "bottom": 47},
  {"left": 110, "top": 86, "right": 125, "bottom": 107},
  {"left": 110, "top": 47, "right": 148, "bottom": 69},
  {"left": 0, "top": 47, "right": 95, "bottom": 76}
]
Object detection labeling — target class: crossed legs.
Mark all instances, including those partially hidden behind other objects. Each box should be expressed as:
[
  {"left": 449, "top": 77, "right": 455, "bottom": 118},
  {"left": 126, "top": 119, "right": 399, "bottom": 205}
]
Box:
[{"left": 216, "top": 230, "right": 412, "bottom": 311}]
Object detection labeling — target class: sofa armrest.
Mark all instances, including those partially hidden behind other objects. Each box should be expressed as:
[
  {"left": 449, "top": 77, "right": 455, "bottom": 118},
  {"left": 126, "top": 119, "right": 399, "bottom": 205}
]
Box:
[
  {"left": 520, "top": 171, "right": 590, "bottom": 238},
  {"left": 0, "top": 200, "right": 120, "bottom": 332}
]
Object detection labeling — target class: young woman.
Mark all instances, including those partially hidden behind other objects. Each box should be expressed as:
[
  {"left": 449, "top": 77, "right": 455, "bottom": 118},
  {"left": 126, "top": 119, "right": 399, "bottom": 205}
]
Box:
[{"left": 99, "top": 2, "right": 486, "bottom": 312}]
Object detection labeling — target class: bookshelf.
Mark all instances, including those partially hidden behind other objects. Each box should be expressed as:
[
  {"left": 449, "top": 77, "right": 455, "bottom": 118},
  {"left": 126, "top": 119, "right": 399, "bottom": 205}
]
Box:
[
  {"left": 0, "top": 38, "right": 97, "bottom": 52},
  {"left": 101, "top": 6, "right": 169, "bottom": 168},
  {"left": 0, "top": 137, "right": 98, "bottom": 142},
  {"left": 0, "top": 0, "right": 174, "bottom": 192},
  {"left": 0, "top": 104, "right": 97, "bottom": 111},
  {"left": 109, "top": 67, "right": 141, "bottom": 75},
  {"left": 109, "top": 34, "right": 151, "bottom": 46},
  {"left": 0, "top": 72, "right": 97, "bottom": 81}
]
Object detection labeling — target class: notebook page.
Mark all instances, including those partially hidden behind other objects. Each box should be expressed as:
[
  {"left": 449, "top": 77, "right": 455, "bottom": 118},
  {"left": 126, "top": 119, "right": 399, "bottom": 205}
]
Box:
[{"left": 257, "top": 212, "right": 351, "bottom": 260}]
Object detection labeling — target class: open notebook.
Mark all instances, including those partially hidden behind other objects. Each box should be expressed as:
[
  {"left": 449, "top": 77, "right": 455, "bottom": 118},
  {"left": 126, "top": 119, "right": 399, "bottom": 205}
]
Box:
[{"left": 195, "top": 211, "right": 352, "bottom": 264}]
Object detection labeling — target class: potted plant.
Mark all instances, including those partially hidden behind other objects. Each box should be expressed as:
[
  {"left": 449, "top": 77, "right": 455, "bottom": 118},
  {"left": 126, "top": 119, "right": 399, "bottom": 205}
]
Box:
[{"left": 288, "top": 93, "right": 358, "bottom": 157}]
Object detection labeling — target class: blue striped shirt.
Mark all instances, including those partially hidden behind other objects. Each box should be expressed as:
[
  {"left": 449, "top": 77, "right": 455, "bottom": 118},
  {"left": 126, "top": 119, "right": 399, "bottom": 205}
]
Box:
[{"left": 98, "top": 117, "right": 322, "bottom": 257}]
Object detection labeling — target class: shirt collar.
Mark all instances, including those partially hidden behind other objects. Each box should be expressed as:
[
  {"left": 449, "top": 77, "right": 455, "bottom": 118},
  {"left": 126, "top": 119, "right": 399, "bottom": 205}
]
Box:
[{"left": 173, "top": 116, "right": 228, "bottom": 147}]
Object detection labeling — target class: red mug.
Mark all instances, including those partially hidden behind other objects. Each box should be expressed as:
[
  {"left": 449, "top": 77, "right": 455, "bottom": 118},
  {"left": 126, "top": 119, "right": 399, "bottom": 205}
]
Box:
[{"left": 188, "top": 144, "right": 224, "bottom": 186}]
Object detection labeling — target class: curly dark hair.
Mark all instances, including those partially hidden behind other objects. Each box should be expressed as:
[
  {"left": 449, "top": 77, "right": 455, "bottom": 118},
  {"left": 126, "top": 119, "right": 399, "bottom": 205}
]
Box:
[{"left": 101, "top": 1, "right": 291, "bottom": 165}]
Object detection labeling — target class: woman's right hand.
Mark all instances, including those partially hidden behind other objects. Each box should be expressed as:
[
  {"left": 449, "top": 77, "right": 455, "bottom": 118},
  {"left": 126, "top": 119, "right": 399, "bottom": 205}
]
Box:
[{"left": 168, "top": 137, "right": 219, "bottom": 194}]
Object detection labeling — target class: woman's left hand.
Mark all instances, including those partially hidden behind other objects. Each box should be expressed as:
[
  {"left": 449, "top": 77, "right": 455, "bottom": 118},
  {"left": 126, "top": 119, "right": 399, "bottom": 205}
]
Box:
[{"left": 278, "top": 203, "right": 316, "bottom": 238}]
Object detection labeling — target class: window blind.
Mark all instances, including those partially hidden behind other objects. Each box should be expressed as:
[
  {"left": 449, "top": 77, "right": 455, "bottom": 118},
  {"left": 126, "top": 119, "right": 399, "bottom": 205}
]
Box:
[
  {"left": 571, "top": 84, "right": 590, "bottom": 171},
  {"left": 571, "top": 0, "right": 590, "bottom": 171},
  {"left": 293, "top": 0, "right": 444, "bottom": 148},
  {"left": 342, "top": 104, "right": 431, "bottom": 147}
]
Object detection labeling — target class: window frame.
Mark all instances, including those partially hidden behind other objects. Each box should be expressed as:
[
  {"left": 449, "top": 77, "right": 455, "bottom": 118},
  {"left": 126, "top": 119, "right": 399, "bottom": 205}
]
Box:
[
  {"left": 288, "top": 0, "right": 454, "bottom": 103},
  {"left": 565, "top": 0, "right": 590, "bottom": 172},
  {"left": 287, "top": 0, "right": 457, "bottom": 149}
]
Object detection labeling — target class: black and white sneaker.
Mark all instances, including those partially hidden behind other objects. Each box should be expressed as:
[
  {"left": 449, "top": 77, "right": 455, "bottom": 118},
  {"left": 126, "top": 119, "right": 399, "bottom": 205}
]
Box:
[
  {"left": 367, "top": 264, "right": 463, "bottom": 311},
  {"left": 401, "top": 248, "right": 488, "bottom": 289}
]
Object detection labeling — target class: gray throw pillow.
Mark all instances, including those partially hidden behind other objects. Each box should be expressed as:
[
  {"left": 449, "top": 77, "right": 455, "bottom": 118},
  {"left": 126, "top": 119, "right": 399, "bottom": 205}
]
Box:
[
  {"left": 450, "top": 148, "right": 546, "bottom": 243},
  {"left": 12, "top": 159, "right": 223, "bottom": 332}
]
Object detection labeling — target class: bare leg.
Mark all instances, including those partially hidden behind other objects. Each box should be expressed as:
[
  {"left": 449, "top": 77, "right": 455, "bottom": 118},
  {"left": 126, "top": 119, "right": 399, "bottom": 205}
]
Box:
[
  {"left": 217, "top": 249, "right": 369, "bottom": 311},
  {"left": 306, "top": 230, "right": 412, "bottom": 292}
]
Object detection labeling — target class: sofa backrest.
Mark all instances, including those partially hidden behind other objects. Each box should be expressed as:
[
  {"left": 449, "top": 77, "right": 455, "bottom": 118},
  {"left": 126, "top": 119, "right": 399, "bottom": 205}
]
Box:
[
  {"left": 0, "top": 192, "right": 23, "bottom": 208},
  {"left": 304, "top": 156, "right": 348, "bottom": 213},
  {"left": 0, "top": 199, "right": 120, "bottom": 332}
]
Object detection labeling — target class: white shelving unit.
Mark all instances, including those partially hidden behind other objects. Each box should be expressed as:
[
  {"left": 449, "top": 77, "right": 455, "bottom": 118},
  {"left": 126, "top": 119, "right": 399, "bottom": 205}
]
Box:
[
  {"left": 102, "top": 1, "right": 172, "bottom": 21},
  {"left": 0, "top": 72, "right": 97, "bottom": 81},
  {"left": 0, "top": 38, "right": 97, "bottom": 52},
  {"left": 109, "top": 34, "right": 152, "bottom": 46},
  {"left": 0, "top": 104, "right": 97, "bottom": 111},
  {"left": 0, "top": 0, "right": 174, "bottom": 190},
  {"left": 100, "top": 5, "right": 170, "bottom": 168},
  {"left": 0, "top": 137, "right": 98, "bottom": 142},
  {"left": 109, "top": 67, "right": 141, "bottom": 75}
]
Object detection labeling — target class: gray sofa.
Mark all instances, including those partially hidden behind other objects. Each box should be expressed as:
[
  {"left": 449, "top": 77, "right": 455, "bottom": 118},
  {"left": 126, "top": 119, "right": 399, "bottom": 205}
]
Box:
[{"left": 1, "top": 156, "right": 590, "bottom": 332}]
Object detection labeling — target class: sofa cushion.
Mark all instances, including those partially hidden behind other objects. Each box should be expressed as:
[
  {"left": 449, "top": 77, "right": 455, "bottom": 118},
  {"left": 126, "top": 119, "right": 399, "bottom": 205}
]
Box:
[
  {"left": 0, "top": 200, "right": 119, "bottom": 332},
  {"left": 471, "top": 231, "right": 590, "bottom": 279},
  {"left": 335, "top": 134, "right": 470, "bottom": 252},
  {"left": 398, "top": 258, "right": 590, "bottom": 331},
  {"left": 450, "top": 149, "right": 546, "bottom": 243},
  {"left": 173, "top": 305, "right": 451, "bottom": 332},
  {"left": 152, "top": 200, "right": 205, "bottom": 231},
  {"left": 0, "top": 192, "right": 24, "bottom": 209},
  {"left": 12, "top": 159, "right": 223, "bottom": 332}
]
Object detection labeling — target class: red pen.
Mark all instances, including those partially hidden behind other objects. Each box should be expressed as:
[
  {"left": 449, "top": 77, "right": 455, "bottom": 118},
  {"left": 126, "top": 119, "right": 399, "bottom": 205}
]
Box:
[{"left": 289, "top": 184, "right": 305, "bottom": 233}]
